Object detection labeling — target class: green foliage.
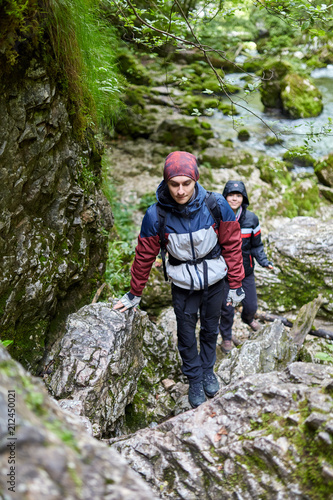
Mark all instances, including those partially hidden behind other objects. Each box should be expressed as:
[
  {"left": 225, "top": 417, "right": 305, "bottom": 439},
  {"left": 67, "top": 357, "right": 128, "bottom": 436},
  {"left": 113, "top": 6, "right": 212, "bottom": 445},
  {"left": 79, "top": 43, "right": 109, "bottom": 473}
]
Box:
[
  {"left": 0, "top": 0, "right": 39, "bottom": 65},
  {"left": 315, "top": 344, "right": 333, "bottom": 364},
  {"left": 44, "top": 0, "right": 124, "bottom": 129},
  {"left": 0, "top": 339, "right": 14, "bottom": 348},
  {"left": 0, "top": 0, "right": 124, "bottom": 131},
  {"left": 102, "top": 162, "right": 137, "bottom": 297},
  {"left": 282, "top": 147, "right": 315, "bottom": 167},
  {"left": 137, "top": 192, "right": 157, "bottom": 212}
]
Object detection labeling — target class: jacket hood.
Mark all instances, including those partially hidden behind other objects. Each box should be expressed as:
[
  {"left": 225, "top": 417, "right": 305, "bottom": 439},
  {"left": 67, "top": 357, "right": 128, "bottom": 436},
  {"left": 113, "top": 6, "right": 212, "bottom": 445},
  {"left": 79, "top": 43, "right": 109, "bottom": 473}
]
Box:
[
  {"left": 222, "top": 180, "right": 249, "bottom": 208},
  {"left": 156, "top": 180, "right": 206, "bottom": 214}
]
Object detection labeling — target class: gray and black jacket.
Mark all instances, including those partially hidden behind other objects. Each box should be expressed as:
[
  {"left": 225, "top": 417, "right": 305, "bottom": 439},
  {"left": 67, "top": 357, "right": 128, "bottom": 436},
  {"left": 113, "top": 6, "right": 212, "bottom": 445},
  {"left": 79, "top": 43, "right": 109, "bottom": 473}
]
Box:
[{"left": 223, "top": 181, "right": 271, "bottom": 277}]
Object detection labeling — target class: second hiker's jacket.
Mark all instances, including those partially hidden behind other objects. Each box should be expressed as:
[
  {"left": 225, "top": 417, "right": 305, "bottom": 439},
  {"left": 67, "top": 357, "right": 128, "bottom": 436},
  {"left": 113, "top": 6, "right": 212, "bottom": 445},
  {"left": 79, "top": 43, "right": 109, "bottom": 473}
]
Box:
[
  {"left": 223, "top": 180, "right": 270, "bottom": 277},
  {"left": 130, "top": 181, "right": 244, "bottom": 296}
]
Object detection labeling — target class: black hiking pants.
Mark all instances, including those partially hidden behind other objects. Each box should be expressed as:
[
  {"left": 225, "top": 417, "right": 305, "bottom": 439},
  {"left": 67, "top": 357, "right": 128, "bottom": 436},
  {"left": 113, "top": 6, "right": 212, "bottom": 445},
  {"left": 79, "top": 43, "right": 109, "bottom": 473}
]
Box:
[
  {"left": 219, "top": 272, "right": 257, "bottom": 341},
  {"left": 172, "top": 279, "right": 225, "bottom": 383}
]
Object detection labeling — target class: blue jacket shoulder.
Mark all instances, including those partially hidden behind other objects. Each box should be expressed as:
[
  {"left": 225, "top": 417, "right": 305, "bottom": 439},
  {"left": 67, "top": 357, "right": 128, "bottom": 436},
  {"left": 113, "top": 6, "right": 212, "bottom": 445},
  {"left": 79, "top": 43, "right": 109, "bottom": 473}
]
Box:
[{"left": 140, "top": 204, "right": 159, "bottom": 238}]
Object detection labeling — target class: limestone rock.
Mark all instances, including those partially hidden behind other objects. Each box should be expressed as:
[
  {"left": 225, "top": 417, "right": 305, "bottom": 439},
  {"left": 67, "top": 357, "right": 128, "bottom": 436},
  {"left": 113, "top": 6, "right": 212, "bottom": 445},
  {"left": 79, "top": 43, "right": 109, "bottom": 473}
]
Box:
[
  {"left": 216, "top": 320, "right": 298, "bottom": 386},
  {"left": 255, "top": 216, "right": 333, "bottom": 318},
  {"left": 110, "top": 362, "right": 333, "bottom": 499},
  {"left": 46, "top": 302, "right": 182, "bottom": 437},
  {"left": 0, "top": 58, "right": 113, "bottom": 372},
  {"left": 0, "top": 344, "right": 157, "bottom": 499}
]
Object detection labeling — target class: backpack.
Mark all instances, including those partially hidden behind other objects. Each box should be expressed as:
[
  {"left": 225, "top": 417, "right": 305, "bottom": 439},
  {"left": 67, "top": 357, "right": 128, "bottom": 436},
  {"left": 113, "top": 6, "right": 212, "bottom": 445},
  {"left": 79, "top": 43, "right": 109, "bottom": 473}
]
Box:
[{"left": 157, "top": 191, "right": 222, "bottom": 281}]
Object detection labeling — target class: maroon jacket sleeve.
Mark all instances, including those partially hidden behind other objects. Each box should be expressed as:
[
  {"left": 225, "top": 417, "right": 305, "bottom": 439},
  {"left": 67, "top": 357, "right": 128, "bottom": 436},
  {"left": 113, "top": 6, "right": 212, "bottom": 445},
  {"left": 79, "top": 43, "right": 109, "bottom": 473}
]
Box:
[
  {"left": 130, "top": 234, "right": 161, "bottom": 296},
  {"left": 218, "top": 220, "right": 245, "bottom": 289}
]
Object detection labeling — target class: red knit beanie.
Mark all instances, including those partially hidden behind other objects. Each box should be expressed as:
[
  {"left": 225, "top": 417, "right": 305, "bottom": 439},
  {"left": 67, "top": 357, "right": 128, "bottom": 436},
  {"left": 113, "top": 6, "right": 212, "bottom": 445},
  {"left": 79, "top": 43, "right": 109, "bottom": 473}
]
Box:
[{"left": 164, "top": 151, "right": 199, "bottom": 182}]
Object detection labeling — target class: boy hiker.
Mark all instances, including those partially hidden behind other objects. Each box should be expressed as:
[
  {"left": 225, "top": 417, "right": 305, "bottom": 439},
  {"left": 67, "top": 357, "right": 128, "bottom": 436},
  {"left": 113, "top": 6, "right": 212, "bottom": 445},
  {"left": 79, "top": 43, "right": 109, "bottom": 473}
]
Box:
[
  {"left": 219, "top": 180, "right": 273, "bottom": 354},
  {"left": 114, "top": 152, "right": 245, "bottom": 408}
]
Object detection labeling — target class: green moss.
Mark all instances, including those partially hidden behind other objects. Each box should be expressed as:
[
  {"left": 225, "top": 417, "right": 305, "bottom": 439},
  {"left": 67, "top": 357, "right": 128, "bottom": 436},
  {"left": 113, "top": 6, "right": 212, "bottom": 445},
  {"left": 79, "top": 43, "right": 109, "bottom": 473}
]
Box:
[
  {"left": 314, "top": 154, "right": 333, "bottom": 188},
  {"left": 259, "top": 59, "right": 293, "bottom": 108},
  {"left": 282, "top": 147, "right": 315, "bottom": 168},
  {"left": 238, "top": 129, "right": 250, "bottom": 141},
  {"left": 257, "top": 156, "right": 292, "bottom": 187},
  {"left": 232, "top": 400, "right": 333, "bottom": 497},
  {"left": 281, "top": 74, "right": 323, "bottom": 119},
  {"left": 264, "top": 135, "right": 283, "bottom": 146},
  {"left": 117, "top": 50, "right": 152, "bottom": 86}
]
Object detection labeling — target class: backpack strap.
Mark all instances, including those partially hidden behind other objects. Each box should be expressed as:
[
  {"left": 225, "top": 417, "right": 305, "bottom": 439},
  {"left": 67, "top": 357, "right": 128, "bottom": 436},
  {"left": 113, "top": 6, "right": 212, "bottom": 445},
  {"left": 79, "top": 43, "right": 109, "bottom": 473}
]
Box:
[
  {"left": 204, "top": 191, "right": 222, "bottom": 230},
  {"left": 156, "top": 204, "right": 168, "bottom": 281}
]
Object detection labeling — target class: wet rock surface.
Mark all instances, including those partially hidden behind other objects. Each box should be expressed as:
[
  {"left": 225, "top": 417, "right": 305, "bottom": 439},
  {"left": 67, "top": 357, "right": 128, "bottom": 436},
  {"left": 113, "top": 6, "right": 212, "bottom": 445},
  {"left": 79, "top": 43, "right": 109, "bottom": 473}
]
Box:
[{"left": 0, "top": 58, "right": 112, "bottom": 372}]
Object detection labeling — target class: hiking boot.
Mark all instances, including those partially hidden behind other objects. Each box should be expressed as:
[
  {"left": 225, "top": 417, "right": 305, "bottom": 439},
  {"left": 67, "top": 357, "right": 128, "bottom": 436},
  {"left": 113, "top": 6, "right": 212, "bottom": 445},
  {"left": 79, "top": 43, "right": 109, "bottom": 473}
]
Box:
[
  {"left": 248, "top": 320, "right": 261, "bottom": 331},
  {"left": 221, "top": 339, "right": 233, "bottom": 354},
  {"left": 203, "top": 372, "right": 219, "bottom": 398},
  {"left": 188, "top": 381, "right": 206, "bottom": 408}
]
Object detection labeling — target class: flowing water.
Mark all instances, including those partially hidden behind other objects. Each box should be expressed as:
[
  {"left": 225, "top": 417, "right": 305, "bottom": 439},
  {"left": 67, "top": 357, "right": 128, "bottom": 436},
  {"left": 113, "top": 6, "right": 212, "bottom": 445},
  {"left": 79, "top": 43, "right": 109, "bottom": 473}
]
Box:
[{"left": 208, "top": 65, "right": 333, "bottom": 169}]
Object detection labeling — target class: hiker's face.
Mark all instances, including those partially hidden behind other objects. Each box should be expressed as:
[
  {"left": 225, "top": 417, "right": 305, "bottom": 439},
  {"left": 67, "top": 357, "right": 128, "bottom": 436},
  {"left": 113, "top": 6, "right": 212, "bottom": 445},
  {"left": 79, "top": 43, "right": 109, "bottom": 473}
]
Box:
[
  {"left": 167, "top": 176, "right": 196, "bottom": 205},
  {"left": 226, "top": 192, "right": 243, "bottom": 212}
]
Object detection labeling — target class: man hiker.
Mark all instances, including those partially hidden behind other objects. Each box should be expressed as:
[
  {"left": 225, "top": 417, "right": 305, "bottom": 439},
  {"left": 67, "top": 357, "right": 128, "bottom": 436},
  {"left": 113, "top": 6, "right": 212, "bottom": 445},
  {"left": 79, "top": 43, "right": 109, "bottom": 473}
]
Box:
[
  {"left": 114, "top": 151, "right": 245, "bottom": 408},
  {"left": 219, "top": 180, "right": 273, "bottom": 354}
]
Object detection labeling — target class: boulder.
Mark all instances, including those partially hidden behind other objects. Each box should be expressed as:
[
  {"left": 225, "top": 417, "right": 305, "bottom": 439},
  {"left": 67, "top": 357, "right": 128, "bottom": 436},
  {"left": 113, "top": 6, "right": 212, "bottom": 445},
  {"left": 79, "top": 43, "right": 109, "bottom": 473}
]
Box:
[
  {"left": 46, "top": 301, "right": 182, "bottom": 437},
  {"left": 259, "top": 59, "right": 323, "bottom": 118},
  {"left": 0, "top": 344, "right": 157, "bottom": 499},
  {"left": 110, "top": 362, "right": 333, "bottom": 499},
  {"left": 0, "top": 58, "right": 112, "bottom": 372},
  {"left": 259, "top": 59, "right": 292, "bottom": 109},
  {"left": 216, "top": 320, "right": 298, "bottom": 386},
  {"left": 315, "top": 153, "right": 333, "bottom": 188},
  {"left": 151, "top": 117, "right": 214, "bottom": 149},
  {"left": 255, "top": 217, "right": 333, "bottom": 317},
  {"left": 281, "top": 73, "right": 323, "bottom": 119}
]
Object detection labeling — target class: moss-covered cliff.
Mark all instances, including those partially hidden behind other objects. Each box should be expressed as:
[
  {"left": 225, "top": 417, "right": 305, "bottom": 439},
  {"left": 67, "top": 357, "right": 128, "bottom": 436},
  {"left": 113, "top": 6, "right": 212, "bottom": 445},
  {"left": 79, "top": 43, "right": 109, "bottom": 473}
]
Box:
[{"left": 0, "top": 0, "right": 120, "bottom": 372}]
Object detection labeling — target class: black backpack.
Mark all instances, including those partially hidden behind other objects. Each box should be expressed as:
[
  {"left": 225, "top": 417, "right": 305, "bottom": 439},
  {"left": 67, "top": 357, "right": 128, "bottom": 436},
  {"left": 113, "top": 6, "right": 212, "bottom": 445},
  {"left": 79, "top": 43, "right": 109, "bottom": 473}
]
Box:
[{"left": 157, "top": 191, "right": 222, "bottom": 281}]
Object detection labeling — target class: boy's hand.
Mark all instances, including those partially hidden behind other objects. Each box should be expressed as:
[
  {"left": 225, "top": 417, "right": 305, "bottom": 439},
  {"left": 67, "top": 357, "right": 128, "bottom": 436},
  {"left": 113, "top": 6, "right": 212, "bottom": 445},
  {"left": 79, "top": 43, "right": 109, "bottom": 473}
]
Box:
[
  {"left": 266, "top": 261, "right": 274, "bottom": 269},
  {"left": 113, "top": 293, "right": 141, "bottom": 312}
]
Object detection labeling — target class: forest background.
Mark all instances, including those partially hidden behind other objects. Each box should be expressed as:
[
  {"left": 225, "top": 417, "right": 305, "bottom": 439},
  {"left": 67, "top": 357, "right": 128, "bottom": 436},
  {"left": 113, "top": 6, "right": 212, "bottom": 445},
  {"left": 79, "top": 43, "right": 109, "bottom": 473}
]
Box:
[{"left": 2, "top": 0, "right": 333, "bottom": 303}]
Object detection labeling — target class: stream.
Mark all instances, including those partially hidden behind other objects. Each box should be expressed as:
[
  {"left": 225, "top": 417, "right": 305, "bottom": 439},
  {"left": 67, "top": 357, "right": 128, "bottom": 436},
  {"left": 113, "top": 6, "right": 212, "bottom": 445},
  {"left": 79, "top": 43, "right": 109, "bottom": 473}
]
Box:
[{"left": 208, "top": 65, "right": 333, "bottom": 170}]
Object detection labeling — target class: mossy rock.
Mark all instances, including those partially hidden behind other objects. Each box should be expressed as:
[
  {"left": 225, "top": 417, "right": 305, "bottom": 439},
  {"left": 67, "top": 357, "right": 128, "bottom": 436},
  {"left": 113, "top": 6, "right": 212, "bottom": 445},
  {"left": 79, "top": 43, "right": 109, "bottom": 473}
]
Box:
[
  {"left": 195, "top": 74, "right": 224, "bottom": 94},
  {"left": 305, "top": 55, "right": 326, "bottom": 69},
  {"left": 264, "top": 135, "right": 283, "bottom": 146},
  {"left": 257, "top": 156, "right": 292, "bottom": 187},
  {"left": 151, "top": 117, "right": 213, "bottom": 148},
  {"left": 180, "top": 95, "right": 219, "bottom": 116},
  {"left": 218, "top": 102, "right": 239, "bottom": 116},
  {"left": 268, "top": 178, "right": 320, "bottom": 218},
  {"left": 282, "top": 147, "right": 315, "bottom": 168},
  {"left": 259, "top": 59, "right": 293, "bottom": 109},
  {"left": 200, "top": 147, "right": 236, "bottom": 169},
  {"left": 281, "top": 74, "right": 323, "bottom": 119},
  {"left": 314, "top": 154, "right": 333, "bottom": 187},
  {"left": 242, "top": 59, "right": 263, "bottom": 72},
  {"left": 318, "top": 44, "right": 333, "bottom": 65},
  {"left": 117, "top": 51, "right": 152, "bottom": 86},
  {"left": 238, "top": 129, "right": 250, "bottom": 141},
  {"left": 115, "top": 107, "right": 158, "bottom": 138},
  {"left": 122, "top": 85, "right": 148, "bottom": 107},
  {"left": 319, "top": 185, "right": 333, "bottom": 203}
]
